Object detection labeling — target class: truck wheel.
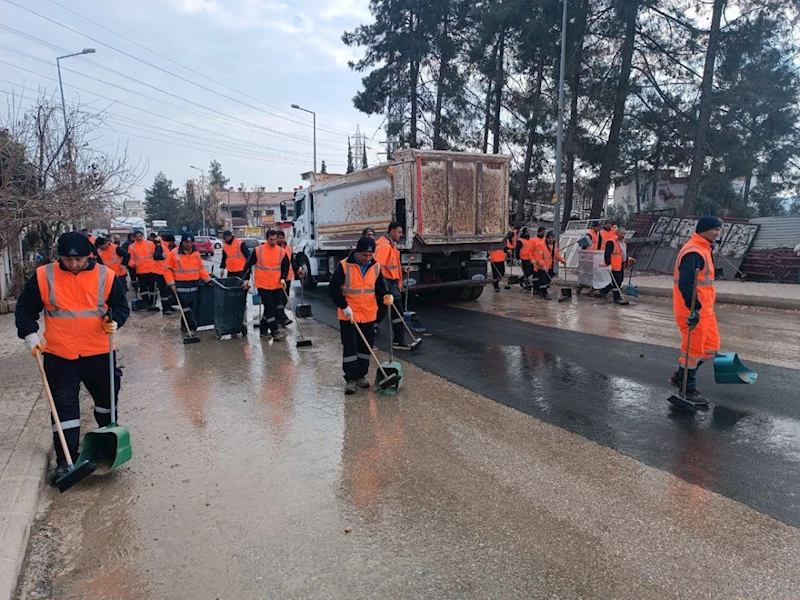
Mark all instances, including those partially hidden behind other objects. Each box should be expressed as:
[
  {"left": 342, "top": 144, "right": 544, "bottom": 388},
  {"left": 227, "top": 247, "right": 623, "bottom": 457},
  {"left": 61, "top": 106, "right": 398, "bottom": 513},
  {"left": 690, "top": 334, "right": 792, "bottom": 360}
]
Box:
[
  {"left": 468, "top": 286, "right": 484, "bottom": 301},
  {"left": 298, "top": 255, "right": 317, "bottom": 291}
]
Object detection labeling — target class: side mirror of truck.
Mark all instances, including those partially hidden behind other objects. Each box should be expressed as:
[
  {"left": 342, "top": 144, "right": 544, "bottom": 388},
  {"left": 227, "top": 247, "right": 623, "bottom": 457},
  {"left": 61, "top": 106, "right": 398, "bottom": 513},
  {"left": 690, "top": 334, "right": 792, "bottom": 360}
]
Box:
[{"left": 280, "top": 201, "right": 287, "bottom": 221}]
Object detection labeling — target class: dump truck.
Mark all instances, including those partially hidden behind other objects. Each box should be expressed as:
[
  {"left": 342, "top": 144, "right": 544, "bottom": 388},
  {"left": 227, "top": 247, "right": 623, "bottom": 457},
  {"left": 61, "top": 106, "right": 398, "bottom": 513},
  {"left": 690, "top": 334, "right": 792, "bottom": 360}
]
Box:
[{"left": 291, "top": 149, "right": 510, "bottom": 301}]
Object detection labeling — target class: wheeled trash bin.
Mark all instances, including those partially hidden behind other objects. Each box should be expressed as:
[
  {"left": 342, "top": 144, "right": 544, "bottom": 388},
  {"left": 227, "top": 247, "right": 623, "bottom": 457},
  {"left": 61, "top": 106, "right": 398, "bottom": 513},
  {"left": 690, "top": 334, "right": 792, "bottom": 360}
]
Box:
[{"left": 211, "top": 277, "right": 248, "bottom": 339}]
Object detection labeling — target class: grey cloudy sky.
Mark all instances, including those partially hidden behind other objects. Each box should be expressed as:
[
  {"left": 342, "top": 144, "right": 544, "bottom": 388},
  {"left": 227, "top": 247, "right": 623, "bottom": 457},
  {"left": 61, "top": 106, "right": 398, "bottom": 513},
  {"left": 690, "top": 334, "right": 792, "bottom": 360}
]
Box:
[{"left": 1, "top": 0, "right": 381, "bottom": 198}]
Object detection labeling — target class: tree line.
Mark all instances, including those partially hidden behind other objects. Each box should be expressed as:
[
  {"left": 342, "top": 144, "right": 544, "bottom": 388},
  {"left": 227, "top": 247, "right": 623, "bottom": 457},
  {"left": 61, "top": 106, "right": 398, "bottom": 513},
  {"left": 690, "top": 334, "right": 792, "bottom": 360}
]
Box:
[{"left": 344, "top": 0, "right": 800, "bottom": 224}]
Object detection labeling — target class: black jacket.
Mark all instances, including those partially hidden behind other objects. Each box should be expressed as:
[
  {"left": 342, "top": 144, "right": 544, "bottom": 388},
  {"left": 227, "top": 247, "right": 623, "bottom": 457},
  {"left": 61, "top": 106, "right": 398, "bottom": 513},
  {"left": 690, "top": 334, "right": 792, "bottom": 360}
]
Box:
[
  {"left": 677, "top": 252, "right": 706, "bottom": 311},
  {"left": 15, "top": 259, "right": 130, "bottom": 338},
  {"left": 329, "top": 253, "right": 388, "bottom": 312}
]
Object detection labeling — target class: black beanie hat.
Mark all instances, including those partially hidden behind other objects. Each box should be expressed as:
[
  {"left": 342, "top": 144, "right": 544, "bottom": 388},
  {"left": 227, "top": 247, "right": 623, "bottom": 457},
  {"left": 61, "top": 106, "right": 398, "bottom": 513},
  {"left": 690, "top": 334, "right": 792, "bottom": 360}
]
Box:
[
  {"left": 696, "top": 216, "right": 723, "bottom": 233},
  {"left": 183, "top": 233, "right": 196, "bottom": 242},
  {"left": 355, "top": 236, "right": 376, "bottom": 252},
  {"left": 57, "top": 232, "right": 94, "bottom": 257}
]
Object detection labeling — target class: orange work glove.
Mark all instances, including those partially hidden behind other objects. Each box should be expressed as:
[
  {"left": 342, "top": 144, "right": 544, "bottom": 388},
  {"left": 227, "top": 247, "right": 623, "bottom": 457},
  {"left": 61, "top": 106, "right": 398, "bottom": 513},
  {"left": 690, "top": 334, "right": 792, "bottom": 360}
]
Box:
[{"left": 383, "top": 294, "right": 393, "bottom": 306}]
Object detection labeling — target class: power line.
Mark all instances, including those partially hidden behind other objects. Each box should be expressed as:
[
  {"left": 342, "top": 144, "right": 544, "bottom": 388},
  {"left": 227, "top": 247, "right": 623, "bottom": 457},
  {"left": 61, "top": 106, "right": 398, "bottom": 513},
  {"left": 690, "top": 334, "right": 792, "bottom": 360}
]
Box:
[
  {"left": 0, "top": 36, "right": 349, "bottom": 150},
  {"left": 4, "top": 0, "right": 353, "bottom": 137},
  {"left": 0, "top": 60, "right": 349, "bottom": 153}
]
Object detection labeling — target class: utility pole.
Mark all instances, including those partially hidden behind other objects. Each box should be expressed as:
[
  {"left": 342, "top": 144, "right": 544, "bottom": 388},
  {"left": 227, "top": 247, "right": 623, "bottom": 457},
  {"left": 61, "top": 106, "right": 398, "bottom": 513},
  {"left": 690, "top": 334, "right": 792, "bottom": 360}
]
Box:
[
  {"left": 57, "top": 48, "right": 96, "bottom": 144},
  {"left": 553, "top": 0, "right": 568, "bottom": 244},
  {"left": 189, "top": 165, "right": 206, "bottom": 235}
]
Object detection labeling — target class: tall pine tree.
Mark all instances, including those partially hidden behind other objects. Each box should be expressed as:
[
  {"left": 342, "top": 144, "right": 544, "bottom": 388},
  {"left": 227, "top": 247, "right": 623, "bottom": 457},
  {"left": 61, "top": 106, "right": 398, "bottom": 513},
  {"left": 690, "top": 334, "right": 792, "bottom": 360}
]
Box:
[{"left": 144, "top": 172, "right": 180, "bottom": 225}]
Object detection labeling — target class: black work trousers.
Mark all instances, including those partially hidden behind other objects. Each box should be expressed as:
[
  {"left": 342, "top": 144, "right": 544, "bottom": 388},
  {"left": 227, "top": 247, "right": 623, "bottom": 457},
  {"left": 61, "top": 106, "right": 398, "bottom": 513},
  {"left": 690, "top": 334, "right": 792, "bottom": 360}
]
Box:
[
  {"left": 375, "top": 278, "right": 405, "bottom": 344},
  {"left": 276, "top": 281, "right": 291, "bottom": 324},
  {"left": 137, "top": 272, "right": 156, "bottom": 306},
  {"left": 156, "top": 274, "right": 176, "bottom": 309},
  {"left": 601, "top": 268, "right": 625, "bottom": 301},
  {"left": 521, "top": 260, "right": 534, "bottom": 288},
  {"left": 43, "top": 352, "right": 121, "bottom": 465},
  {"left": 257, "top": 288, "right": 284, "bottom": 334},
  {"left": 340, "top": 320, "right": 374, "bottom": 382},
  {"left": 537, "top": 268, "right": 553, "bottom": 295},
  {"left": 491, "top": 261, "right": 506, "bottom": 290},
  {"left": 176, "top": 288, "right": 199, "bottom": 330}
]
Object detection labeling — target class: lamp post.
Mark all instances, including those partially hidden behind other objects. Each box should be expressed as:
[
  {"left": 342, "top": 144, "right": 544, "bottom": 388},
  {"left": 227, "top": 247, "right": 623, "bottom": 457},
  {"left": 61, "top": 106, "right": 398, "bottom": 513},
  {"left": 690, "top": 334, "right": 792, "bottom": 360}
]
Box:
[
  {"left": 291, "top": 104, "right": 316, "bottom": 177},
  {"left": 552, "top": 0, "right": 568, "bottom": 243},
  {"left": 189, "top": 165, "right": 206, "bottom": 235},
  {"left": 57, "top": 48, "right": 95, "bottom": 142}
]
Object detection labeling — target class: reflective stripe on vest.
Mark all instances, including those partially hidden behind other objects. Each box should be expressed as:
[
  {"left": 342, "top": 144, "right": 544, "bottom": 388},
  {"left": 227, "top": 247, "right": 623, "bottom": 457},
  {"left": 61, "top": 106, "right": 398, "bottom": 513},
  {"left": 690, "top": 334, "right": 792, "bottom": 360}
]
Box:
[
  {"left": 225, "top": 238, "right": 247, "bottom": 272},
  {"left": 254, "top": 244, "right": 283, "bottom": 289},
  {"left": 376, "top": 237, "right": 401, "bottom": 278},
  {"left": 43, "top": 262, "right": 108, "bottom": 318},
  {"left": 338, "top": 259, "right": 380, "bottom": 322}
]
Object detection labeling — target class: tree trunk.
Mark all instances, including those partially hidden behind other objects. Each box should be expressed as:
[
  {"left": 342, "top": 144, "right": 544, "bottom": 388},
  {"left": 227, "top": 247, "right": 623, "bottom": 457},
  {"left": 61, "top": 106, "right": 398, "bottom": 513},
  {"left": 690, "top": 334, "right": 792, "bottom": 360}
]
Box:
[
  {"left": 562, "top": 0, "right": 589, "bottom": 229},
  {"left": 515, "top": 56, "right": 546, "bottom": 227},
  {"left": 410, "top": 60, "right": 420, "bottom": 148},
  {"left": 683, "top": 0, "right": 726, "bottom": 214},
  {"left": 742, "top": 171, "right": 752, "bottom": 206},
  {"left": 634, "top": 162, "right": 641, "bottom": 213},
  {"left": 589, "top": 0, "right": 639, "bottom": 219},
  {"left": 492, "top": 28, "right": 506, "bottom": 154},
  {"left": 433, "top": 14, "right": 450, "bottom": 150}
]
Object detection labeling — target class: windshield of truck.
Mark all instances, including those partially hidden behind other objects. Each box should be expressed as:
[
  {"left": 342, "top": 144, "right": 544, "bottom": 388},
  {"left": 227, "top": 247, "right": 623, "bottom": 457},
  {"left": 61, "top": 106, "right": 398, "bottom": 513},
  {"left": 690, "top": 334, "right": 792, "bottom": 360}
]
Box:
[{"left": 294, "top": 196, "right": 304, "bottom": 221}]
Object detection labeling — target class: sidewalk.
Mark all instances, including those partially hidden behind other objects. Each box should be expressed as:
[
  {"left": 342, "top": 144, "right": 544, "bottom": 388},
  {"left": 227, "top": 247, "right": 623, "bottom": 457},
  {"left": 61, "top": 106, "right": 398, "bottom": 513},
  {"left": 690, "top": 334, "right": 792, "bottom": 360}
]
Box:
[
  {"left": 0, "top": 315, "right": 50, "bottom": 600},
  {"left": 606, "top": 274, "right": 800, "bottom": 310}
]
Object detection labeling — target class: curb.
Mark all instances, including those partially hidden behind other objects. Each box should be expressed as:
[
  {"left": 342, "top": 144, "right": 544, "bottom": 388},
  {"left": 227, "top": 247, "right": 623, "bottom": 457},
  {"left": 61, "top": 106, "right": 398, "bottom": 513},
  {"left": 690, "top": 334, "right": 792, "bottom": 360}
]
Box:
[
  {"left": 630, "top": 285, "right": 800, "bottom": 311},
  {"left": 0, "top": 393, "right": 51, "bottom": 600}
]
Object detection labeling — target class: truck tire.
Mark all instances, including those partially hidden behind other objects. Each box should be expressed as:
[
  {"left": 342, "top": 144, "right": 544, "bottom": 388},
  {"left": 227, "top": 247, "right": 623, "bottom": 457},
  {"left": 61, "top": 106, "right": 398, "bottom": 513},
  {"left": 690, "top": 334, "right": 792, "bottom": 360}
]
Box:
[
  {"left": 467, "top": 286, "right": 484, "bottom": 301},
  {"left": 297, "top": 254, "right": 317, "bottom": 291}
]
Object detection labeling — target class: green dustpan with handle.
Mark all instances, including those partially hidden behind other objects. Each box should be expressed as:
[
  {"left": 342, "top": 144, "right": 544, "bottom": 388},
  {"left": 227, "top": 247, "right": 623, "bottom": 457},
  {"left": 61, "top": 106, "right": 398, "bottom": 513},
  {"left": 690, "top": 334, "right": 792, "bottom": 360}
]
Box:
[
  {"left": 375, "top": 308, "right": 402, "bottom": 395},
  {"left": 713, "top": 352, "right": 758, "bottom": 385},
  {"left": 78, "top": 321, "right": 132, "bottom": 471}
]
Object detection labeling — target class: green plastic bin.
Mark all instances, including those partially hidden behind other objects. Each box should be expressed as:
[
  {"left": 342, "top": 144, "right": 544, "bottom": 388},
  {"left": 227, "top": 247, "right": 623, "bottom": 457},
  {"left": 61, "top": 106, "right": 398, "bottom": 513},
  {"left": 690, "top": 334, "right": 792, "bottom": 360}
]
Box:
[{"left": 211, "top": 277, "right": 248, "bottom": 339}]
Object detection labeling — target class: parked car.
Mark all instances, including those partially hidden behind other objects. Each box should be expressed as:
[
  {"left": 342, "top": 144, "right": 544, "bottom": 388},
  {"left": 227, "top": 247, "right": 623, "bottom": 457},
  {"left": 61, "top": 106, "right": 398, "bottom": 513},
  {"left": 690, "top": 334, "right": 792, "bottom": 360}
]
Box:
[
  {"left": 208, "top": 236, "right": 222, "bottom": 249},
  {"left": 194, "top": 236, "right": 215, "bottom": 257},
  {"left": 241, "top": 238, "right": 265, "bottom": 252}
]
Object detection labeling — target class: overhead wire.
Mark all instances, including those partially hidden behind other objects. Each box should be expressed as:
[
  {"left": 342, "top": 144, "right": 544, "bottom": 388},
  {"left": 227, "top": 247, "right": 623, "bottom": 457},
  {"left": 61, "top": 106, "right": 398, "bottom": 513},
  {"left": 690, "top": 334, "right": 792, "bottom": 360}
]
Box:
[{"left": 3, "top": 0, "right": 354, "bottom": 137}]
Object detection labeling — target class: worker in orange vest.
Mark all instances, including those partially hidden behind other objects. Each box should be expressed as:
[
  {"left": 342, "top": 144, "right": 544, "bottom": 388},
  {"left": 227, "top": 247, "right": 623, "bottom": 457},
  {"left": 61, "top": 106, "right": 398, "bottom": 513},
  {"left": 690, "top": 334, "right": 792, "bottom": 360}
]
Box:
[
  {"left": 15, "top": 232, "right": 129, "bottom": 485},
  {"left": 127, "top": 231, "right": 159, "bottom": 307},
  {"left": 668, "top": 216, "right": 723, "bottom": 406},
  {"left": 374, "top": 222, "right": 412, "bottom": 350},
  {"left": 506, "top": 227, "right": 519, "bottom": 255},
  {"left": 600, "top": 220, "right": 617, "bottom": 248},
  {"left": 489, "top": 247, "right": 508, "bottom": 291},
  {"left": 518, "top": 228, "right": 535, "bottom": 290},
  {"left": 242, "top": 229, "right": 290, "bottom": 341},
  {"left": 153, "top": 234, "right": 178, "bottom": 313},
  {"left": 94, "top": 236, "right": 131, "bottom": 292},
  {"left": 539, "top": 231, "right": 566, "bottom": 299},
  {"left": 276, "top": 230, "right": 294, "bottom": 327},
  {"left": 600, "top": 227, "right": 635, "bottom": 303},
  {"left": 330, "top": 236, "right": 392, "bottom": 395},
  {"left": 530, "top": 226, "right": 548, "bottom": 296},
  {"left": 220, "top": 230, "right": 251, "bottom": 279},
  {"left": 582, "top": 221, "right": 603, "bottom": 250},
  {"left": 164, "top": 233, "right": 212, "bottom": 332}
]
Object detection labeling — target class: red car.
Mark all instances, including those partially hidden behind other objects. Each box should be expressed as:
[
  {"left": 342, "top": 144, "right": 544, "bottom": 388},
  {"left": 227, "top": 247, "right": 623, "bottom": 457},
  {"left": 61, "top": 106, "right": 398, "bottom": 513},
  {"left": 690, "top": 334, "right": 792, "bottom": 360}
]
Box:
[{"left": 194, "top": 236, "right": 215, "bottom": 257}]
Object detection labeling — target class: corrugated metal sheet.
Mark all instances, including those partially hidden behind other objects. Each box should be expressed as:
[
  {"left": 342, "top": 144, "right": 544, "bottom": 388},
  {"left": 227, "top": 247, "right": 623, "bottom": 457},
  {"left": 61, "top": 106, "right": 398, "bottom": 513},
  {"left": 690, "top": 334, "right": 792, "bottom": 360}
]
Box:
[{"left": 749, "top": 216, "right": 800, "bottom": 250}]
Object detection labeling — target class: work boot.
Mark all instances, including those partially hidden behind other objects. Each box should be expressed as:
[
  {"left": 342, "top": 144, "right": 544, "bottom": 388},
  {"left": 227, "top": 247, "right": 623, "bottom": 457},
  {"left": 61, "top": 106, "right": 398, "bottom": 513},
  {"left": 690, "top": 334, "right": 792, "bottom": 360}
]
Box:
[
  {"left": 50, "top": 462, "right": 69, "bottom": 486},
  {"left": 279, "top": 317, "right": 293, "bottom": 327},
  {"left": 259, "top": 325, "right": 271, "bottom": 337},
  {"left": 685, "top": 390, "right": 709, "bottom": 405},
  {"left": 271, "top": 331, "right": 285, "bottom": 341},
  {"left": 345, "top": 380, "right": 357, "bottom": 395},
  {"left": 187, "top": 319, "right": 198, "bottom": 332},
  {"left": 393, "top": 341, "right": 413, "bottom": 351},
  {"left": 356, "top": 377, "right": 370, "bottom": 389},
  {"left": 541, "top": 291, "right": 551, "bottom": 300}
]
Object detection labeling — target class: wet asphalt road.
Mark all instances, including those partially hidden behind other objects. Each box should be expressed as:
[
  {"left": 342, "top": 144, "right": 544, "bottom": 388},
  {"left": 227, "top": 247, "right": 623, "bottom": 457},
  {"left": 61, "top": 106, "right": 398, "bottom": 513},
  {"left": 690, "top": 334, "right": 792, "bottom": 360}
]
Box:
[{"left": 302, "top": 287, "right": 800, "bottom": 528}]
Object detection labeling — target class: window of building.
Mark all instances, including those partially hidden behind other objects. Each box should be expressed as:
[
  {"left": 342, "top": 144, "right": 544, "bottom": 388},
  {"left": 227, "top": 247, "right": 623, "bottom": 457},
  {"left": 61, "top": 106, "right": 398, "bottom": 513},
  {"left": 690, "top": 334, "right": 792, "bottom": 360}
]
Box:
[
  {"left": 252, "top": 210, "right": 262, "bottom": 218},
  {"left": 231, "top": 209, "right": 245, "bottom": 218}
]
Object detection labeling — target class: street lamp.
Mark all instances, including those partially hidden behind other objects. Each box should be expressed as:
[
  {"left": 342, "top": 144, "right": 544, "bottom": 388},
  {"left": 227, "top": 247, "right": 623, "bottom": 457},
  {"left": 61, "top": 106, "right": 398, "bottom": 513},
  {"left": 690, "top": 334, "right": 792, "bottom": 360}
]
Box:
[
  {"left": 57, "top": 48, "right": 95, "bottom": 141},
  {"left": 291, "top": 104, "right": 316, "bottom": 176},
  {"left": 189, "top": 165, "right": 206, "bottom": 235}
]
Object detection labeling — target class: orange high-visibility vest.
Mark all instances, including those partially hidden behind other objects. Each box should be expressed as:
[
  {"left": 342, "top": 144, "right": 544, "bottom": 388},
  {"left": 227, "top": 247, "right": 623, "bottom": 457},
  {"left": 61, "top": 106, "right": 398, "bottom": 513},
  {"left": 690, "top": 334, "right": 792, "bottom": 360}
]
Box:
[
  {"left": 586, "top": 229, "right": 602, "bottom": 250},
  {"left": 607, "top": 238, "right": 624, "bottom": 271},
  {"left": 489, "top": 249, "right": 506, "bottom": 263},
  {"left": 375, "top": 236, "right": 402, "bottom": 286},
  {"left": 165, "top": 248, "right": 210, "bottom": 289},
  {"left": 97, "top": 244, "right": 127, "bottom": 277},
  {"left": 128, "top": 240, "right": 156, "bottom": 274},
  {"left": 530, "top": 237, "right": 547, "bottom": 269},
  {"left": 519, "top": 238, "right": 535, "bottom": 261},
  {"left": 37, "top": 262, "right": 115, "bottom": 359},
  {"left": 601, "top": 227, "right": 617, "bottom": 249},
  {"left": 281, "top": 244, "right": 294, "bottom": 280},
  {"left": 224, "top": 238, "right": 246, "bottom": 272},
  {"left": 506, "top": 232, "right": 518, "bottom": 251},
  {"left": 673, "top": 233, "right": 715, "bottom": 319},
  {"left": 254, "top": 244, "right": 284, "bottom": 290},
  {"left": 152, "top": 241, "right": 172, "bottom": 275},
  {"left": 542, "top": 242, "right": 564, "bottom": 271},
  {"left": 337, "top": 260, "right": 380, "bottom": 323}
]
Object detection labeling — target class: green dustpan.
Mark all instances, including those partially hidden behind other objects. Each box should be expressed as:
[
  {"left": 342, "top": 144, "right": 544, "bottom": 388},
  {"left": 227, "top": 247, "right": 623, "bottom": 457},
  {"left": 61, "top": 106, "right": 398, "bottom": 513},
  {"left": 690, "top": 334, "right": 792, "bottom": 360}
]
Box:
[
  {"left": 713, "top": 352, "right": 758, "bottom": 385},
  {"left": 375, "top": 361, "right": 403, "bottom": 395},
  {"left": 78, "top": 331, "right": 132, "bottom": 471}
]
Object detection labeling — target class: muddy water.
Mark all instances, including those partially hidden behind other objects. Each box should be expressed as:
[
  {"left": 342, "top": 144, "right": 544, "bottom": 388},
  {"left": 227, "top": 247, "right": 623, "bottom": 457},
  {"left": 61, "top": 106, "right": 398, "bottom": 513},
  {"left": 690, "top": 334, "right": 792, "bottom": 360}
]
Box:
[{"left": 14, "top": 303, "right": 800, "bottom": 600}]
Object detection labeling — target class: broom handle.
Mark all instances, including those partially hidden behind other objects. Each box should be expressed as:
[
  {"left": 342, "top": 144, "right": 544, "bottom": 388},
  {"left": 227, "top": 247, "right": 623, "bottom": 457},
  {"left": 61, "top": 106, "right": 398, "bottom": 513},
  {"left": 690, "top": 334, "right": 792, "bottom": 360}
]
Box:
[
  {"left": 351, "top": 318, "right": 391, "bottom": 379},
  {"left": 609, "top": 269, "right": 627, "bottom": 299},
  {"left": 681, "top": 269, "right": 700, "bottom": 397},
  {"left": 391, "top": 303, "right": 420, "bottom": 342},
  {"left": 714, "top": 249, "right": 746, "bottom": 278},
  {"left": 282, "top": 286, "right": 309, "bottom": 341},
  {"left": 35, "top": 351, "right": 74, "bottom": 467},
  {"left": 108, "top": 330, "right": 116, "bottom": 425},
  {"left": 172, "top": 286, "right": 194, "bottom": 333}
]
